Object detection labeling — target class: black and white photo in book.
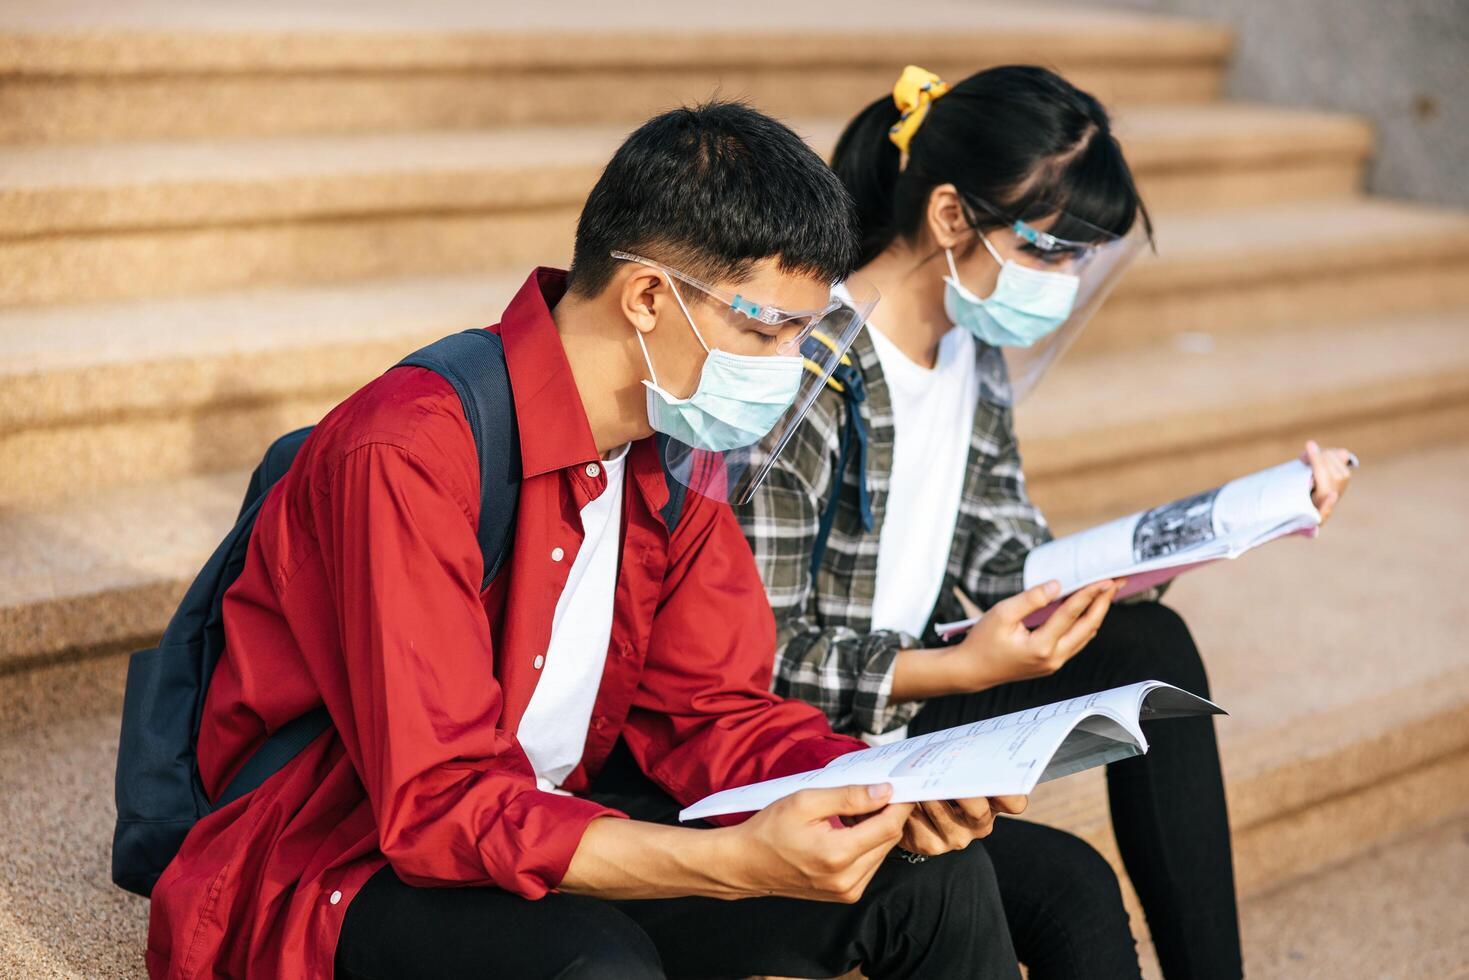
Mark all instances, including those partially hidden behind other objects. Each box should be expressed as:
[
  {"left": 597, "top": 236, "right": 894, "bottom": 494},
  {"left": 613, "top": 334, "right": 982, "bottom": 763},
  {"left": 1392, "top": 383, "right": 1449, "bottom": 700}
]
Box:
[{"left": 1133, "top": 487, "right": 1222, "bottom": 562}]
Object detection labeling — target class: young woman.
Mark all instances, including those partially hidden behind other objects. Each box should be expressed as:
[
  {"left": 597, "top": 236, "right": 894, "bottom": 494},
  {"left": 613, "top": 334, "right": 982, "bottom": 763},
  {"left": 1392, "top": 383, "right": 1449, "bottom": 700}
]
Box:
[{"left": 737, "top": 65, "right": 1355, "bottom": 980}]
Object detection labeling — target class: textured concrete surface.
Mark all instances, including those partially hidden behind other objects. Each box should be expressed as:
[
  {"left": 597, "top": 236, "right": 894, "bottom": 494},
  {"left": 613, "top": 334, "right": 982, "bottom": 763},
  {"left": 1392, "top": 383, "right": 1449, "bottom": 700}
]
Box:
[
  {"left": 12, "top": 157, "right": 1442, "bottom": 312},
  {"left": 0, "top": 104, "right": 1372, "bottom": 238},
  {"left": 0, "top": 471, "right": 245, "bottom": 666},
  {"left": 1089, "top": 197, "right": 1469, "bottom": 348},
  {"left": 1233, "top": 814, "right": 1469, "bottom": 979},
  {"left": 0, "top": 2, "right": 1231, "bottom": 143},
  {"left": 1101, "top": 0, "right": 1469, "bottom": 211}
]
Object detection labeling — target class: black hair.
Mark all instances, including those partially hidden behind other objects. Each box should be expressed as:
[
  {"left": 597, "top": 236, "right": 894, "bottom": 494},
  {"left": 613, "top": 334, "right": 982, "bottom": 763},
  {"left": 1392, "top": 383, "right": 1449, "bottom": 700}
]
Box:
[
  {"left": 568, "top": 100, "right": 859, "bottom": 296},
  {"left": 831, "top": 65, "right": 1154, "bottom": 266}
]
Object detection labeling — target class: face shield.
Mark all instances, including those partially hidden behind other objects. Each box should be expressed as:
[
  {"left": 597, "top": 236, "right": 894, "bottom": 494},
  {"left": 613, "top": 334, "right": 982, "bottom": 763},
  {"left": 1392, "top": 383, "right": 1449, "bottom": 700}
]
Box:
[
  {"left": 948, "top": 194, "right": 1148, "bottom": 405},
  {"left": 612, "top": 251, "right": 880, "bottom": 505}
]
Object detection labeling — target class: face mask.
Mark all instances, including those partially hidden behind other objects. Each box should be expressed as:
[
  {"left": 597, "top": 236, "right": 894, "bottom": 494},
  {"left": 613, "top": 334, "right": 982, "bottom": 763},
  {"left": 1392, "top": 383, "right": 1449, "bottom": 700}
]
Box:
[
  {"left": 637, "top": 282, "right": 804, "bottom": 452},
  {"left": 942, "top": 236, "right": 1079, "bottom": 348}
]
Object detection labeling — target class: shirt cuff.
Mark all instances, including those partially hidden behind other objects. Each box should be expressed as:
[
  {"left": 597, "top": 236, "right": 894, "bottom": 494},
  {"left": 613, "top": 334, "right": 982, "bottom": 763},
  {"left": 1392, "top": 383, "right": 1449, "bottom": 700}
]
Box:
[
  {"left": 853, "top": 629, "right": 923, "bottom": 738},
  {"left": 482, "top": 789, "right": 628, "bottom": 899}
]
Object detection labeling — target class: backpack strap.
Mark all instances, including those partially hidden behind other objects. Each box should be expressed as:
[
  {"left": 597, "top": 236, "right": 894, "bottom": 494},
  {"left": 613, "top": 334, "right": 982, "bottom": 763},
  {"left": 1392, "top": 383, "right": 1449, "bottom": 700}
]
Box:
[
  {"left": 809, "top": 356, "right": 873, "bottom": 584},
  {"left": 215, "top": 706, "right": 332, "bottom": 808},
  {"left": 655, "top": 433, "right": 691, "bottom": 533},
  {"left": 216, "top": 330, "right": 519, "bottom": 809},
  {"left": 396, "top": 329, "right": 522, "bottom": 589}
]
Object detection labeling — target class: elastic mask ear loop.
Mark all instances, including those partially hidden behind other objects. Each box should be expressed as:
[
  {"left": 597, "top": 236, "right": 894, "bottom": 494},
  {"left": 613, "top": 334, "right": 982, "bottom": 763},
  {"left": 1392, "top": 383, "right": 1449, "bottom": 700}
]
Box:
[
  {"left": 634, "top": 325, "right": 660, "bottom": 388},
  {"left": 979, "top": 233, "right": 1006, "bottom": 267},
  {"left": 664, "top": 278, "right": 714, "bottom": 354},
  {"left": 944, "top": 246, "right": 962, "bottom": 282}
]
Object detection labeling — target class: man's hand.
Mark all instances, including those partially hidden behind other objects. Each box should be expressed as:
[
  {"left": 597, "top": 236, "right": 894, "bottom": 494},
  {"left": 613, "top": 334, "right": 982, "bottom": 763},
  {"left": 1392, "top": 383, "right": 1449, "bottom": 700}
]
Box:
[
  {"left": 941, "top": 578, "right": 1119, "bottom": 692},
  {"left": 727, "top": 784, "right": 913, "bottom": 903},
  {"left": 898, "top": 794, "right": 1028, "bottom": 857},
  {"left": 1303, "top": 439, "right": 1355, "bottom": 524}
]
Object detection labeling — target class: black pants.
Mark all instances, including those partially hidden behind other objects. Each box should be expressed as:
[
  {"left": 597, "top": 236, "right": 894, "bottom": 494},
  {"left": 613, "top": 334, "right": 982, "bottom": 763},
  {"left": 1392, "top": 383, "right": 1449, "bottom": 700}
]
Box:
[
  {"left": 336, "top": 742, "right": 1021, "bottom": 980},
  {"left": 912, "top": 601, "right": 1243, "bottom": 980}
]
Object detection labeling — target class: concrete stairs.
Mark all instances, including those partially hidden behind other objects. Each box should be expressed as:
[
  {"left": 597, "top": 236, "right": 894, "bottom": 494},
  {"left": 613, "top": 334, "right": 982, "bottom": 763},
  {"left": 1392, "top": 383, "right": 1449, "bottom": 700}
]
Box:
[{"left": 2, "top": 2, "right": 1467, "bottom": 976}]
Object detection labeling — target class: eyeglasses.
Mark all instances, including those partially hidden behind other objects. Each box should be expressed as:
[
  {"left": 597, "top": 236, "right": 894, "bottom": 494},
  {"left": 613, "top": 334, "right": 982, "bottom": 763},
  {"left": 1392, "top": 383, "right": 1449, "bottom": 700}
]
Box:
[
  {"left": 958, "top": 193, "right": 1120, "bottom": 266},
  {"left": 610, "top": 251, "right": 845, "bottom": 346}
]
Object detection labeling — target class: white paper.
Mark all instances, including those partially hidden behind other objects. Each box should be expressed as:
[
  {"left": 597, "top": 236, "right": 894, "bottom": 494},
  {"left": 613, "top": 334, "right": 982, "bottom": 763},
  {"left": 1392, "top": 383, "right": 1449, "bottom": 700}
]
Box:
[{"left": 679, "top": 682, "right": 1224, "bottom": 821}]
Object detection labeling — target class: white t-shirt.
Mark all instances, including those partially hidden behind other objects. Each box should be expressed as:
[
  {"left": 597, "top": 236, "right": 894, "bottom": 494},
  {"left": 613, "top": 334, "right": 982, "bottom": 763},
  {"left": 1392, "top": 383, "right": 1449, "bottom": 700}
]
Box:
[
  {"left": 517, "top": 443, "right": 630, "bottom": 791},
  {"left": 866, "top": 322, "right": 981, "bottom": 639}
]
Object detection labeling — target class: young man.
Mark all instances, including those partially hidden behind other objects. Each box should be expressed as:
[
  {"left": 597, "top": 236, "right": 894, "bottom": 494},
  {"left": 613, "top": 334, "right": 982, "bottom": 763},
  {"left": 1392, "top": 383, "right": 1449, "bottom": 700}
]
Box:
[{"left": 145, "top": 102, "right": 1027, "bottom": 980}]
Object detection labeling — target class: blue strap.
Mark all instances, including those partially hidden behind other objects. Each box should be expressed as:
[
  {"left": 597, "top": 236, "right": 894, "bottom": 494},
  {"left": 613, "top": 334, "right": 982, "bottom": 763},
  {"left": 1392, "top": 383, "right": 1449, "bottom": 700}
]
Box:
[
  {"left": 655, "top": 433, "right": 690, "bottom": 533},
  {"left": 396, "top": 329, "right": 522, "bottom": 588},
  {"left": 216, "top": 706, "right": 331, "bottom": 808},
  {"left": 809, "top": 359, "right": 872, "bottom": 584}
]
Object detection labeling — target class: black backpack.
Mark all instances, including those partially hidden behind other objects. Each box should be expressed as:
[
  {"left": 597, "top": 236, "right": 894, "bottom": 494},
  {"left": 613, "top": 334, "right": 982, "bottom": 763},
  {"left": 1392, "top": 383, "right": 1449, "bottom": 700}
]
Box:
[{"left": 111, "top": 330, "right": 688, "bottom": 897}]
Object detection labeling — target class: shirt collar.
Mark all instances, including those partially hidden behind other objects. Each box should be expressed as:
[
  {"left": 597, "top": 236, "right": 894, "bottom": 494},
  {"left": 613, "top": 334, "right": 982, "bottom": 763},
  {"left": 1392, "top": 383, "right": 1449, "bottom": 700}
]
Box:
[{"left": 495, "top": 268, "right": 602, "bottom": 479}]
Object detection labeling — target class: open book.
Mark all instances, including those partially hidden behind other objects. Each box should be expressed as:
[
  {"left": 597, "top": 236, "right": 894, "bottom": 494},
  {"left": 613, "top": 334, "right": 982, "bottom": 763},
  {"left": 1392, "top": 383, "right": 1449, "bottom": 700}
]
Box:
[
  {"left": 938, "top": 456, "right": 1355, "bottom": 639},
  {"left": 679, "top": 681, "right": 1223, "bottom": 822}
]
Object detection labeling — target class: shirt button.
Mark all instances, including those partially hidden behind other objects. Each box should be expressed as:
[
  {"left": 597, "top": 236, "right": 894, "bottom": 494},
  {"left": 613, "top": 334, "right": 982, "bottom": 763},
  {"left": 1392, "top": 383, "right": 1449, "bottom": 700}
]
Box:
[
  {"left": 533, "top": 654, "right": 545, "bottom": 670},
  {"left": 551, "top": 547, "right": 564, "bottom": 562},
  {"left": 329, "top": 890, "right": 342, "bottom": 906},
  {"left": 585, "top": 462, "right": 601, "bottom": 478}
]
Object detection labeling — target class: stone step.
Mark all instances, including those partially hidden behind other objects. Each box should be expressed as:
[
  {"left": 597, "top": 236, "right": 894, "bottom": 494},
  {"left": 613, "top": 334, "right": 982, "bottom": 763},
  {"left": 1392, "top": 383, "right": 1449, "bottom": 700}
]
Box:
[
  {"left": 1189, "top": 814, "right": 1469, "bottom": 980},
  {"left": 0, "top": 0, "right": 1232, "bottom": 144},
  {"left": 4, "top": 256, "right": 1466, "bottom": 512},
  {"left": 0, "top": 276, "right": 515, "bottom": 508},
  {"left": 1019, "top": 306, "right": 1469, "bottom": 521},
  {"left": 0, "top": 98, "right": 1372, "bottom": 240},
  {"left": 0, "top": 105, "right": 1375, "bottom": 307},
  {"left": 1081, "top": 197, "right": 1469, "bottom": 355},
  {"left": 1, "top": 443, "right": 1464, "bottom": 978}
]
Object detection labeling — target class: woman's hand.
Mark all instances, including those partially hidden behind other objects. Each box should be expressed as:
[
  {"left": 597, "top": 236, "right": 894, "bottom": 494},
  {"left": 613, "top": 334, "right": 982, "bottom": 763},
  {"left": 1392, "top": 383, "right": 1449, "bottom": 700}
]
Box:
[
  {"left": 1302, "top": 439, "right": 1355, "bottom": 524},
  {"left": 941, "top": 578, "right": 1120, "bottom": 692},
  {"left": 898, "top": 795, "right": 1028, "bottom": 857}
]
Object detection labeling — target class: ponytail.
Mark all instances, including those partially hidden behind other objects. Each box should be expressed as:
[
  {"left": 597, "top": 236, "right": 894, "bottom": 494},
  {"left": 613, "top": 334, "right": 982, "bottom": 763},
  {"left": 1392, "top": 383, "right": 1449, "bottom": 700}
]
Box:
[{"left": 831, "top": 95, "right": 904, "bottom": 266}]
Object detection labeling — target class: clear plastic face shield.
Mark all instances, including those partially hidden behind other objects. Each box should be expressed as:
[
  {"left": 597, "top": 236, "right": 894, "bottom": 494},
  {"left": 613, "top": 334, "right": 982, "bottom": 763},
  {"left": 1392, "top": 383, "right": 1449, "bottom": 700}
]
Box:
[
  {"left": 947, "top": 194, "right": 1147, "bottom": 405},
  {"left": 612, "top": 251, "right": 880, "bottom": 504}
]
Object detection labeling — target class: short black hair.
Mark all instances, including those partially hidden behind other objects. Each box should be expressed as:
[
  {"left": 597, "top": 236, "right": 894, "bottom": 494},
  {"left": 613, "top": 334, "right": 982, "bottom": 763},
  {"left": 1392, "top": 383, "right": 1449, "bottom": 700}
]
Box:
[{"left": 567, "top": 101, "right": 859, "bottom": 296}]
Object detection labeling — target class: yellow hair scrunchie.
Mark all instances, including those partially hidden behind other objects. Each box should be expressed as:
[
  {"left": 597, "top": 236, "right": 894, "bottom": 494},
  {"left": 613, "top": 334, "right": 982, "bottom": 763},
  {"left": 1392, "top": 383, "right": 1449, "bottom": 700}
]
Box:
[{"left": 888, "top": 65, "right": 950, "bottom": 155}]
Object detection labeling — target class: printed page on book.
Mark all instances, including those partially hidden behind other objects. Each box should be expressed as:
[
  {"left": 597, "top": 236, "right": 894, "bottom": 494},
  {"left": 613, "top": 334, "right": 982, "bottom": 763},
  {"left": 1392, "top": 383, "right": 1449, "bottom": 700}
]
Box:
[
  {"left": 937, "top": 456, "right": 1352, "bottom": 638},
  {"left": 679, "top": 682, "right": 1224, "bottom": 822}
]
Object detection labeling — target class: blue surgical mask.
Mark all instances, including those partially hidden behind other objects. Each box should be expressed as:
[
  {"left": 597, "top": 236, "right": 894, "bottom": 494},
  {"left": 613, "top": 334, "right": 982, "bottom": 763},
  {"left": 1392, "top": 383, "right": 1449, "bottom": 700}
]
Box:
[
  {"left": 942, "top": 236, "right": 1079, "bottom": 348},
  {"left": 637, "top": 283, "right": 804, "bottom": 452}
]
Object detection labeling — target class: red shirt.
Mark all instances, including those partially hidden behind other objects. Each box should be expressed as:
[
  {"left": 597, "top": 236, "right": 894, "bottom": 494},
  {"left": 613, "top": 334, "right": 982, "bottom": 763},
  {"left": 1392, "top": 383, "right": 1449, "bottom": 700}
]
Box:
[{"left": 146, "top": 269, "right": 865, "bottom": 979}]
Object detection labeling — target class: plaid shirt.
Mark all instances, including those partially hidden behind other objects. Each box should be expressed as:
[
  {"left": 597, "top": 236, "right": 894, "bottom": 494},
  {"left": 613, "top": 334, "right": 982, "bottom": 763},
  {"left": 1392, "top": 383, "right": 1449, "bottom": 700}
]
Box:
[{"left": 735, "top": 325, "right": 1052, "bottom": 739}]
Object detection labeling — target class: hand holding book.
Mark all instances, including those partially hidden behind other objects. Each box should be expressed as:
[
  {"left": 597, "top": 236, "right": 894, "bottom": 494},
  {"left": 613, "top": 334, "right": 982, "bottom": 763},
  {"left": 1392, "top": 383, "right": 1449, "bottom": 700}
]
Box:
[{"left": 938, "top": 446, "right": 1358, "bottom": 639}]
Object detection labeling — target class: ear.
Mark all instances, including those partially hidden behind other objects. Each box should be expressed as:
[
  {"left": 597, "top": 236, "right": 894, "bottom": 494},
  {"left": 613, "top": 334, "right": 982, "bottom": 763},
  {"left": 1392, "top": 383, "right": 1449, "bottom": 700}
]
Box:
[
  {"left": 617, "top": 265, "right": 666, "bottom": 338},
  {"left": 925, "top": 183, "right": 971, "bottom": 251}
]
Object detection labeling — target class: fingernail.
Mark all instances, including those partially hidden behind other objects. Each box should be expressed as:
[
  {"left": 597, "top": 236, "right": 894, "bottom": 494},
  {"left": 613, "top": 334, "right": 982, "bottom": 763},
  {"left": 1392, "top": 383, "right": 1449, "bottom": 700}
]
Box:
[
  {"left": 868, "top": 784, "right": 892, "bottom": 799},
  {"left": 1045, "top": 581, "right": 1061, "bottom": 597}
]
